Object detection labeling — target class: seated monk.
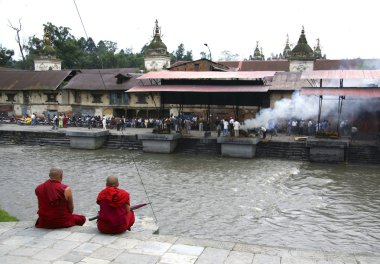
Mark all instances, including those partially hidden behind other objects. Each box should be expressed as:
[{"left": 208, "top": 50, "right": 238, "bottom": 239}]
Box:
[
  {"left": 96, "top": 175, "right": 135, "bottom": 234},
  {"left": 35, "top": 166, "right": 86, "bottom": 228}
]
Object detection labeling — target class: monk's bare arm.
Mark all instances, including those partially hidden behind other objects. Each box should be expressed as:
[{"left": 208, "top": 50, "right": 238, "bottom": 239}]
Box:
[
  {"left": 64, "top": 187, "right": 74, "bottom": 213},
  {"left": 125, "top": 204, "right": 130, "bottom": 213}
]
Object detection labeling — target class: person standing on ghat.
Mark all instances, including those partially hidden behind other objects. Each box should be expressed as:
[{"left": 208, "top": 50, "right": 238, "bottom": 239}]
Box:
[
  {"left": 233, "top": 119, "right": 240, "bottom": 137},
  {"left": 35, "top": 166, "right": 86, "bottom": 228},
  {"left": 102, "top": 115, "right": 107, "bottom": 130}
]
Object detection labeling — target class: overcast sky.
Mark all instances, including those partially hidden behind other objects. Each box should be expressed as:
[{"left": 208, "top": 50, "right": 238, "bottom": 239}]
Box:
[{"left": 1, "top": 0, "right": 379, "bottom": 61}]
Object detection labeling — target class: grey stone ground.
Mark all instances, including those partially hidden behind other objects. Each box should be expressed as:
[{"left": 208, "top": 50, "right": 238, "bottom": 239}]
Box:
[
  {"left": 1, "top": 124, "right": 380, "bottom": 263},
  {"left": 1, "top": 220, "right": 379, "bottom": 264}
]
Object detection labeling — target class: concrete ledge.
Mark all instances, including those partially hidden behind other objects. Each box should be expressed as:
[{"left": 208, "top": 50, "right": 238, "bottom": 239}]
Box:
[
  {"left": 217, "top": 137, "right": 261, "bottom": 158},
  {"left": 138, "top": 133, "right": 180, "bottom": 153},
  {"left": 307, "top": 138, "right": 350, "bottom": 163},
  {"left": 66, "top": 130, "right": 110, "bottom": 149}
]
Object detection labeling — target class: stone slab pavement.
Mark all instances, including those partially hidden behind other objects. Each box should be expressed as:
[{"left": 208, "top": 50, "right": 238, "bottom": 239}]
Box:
[{"left": 0, "top": 221, "right": 379, "bottom": 264}]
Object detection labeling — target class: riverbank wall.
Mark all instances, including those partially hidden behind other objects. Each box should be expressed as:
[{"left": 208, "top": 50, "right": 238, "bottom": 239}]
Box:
[{"left": 1, "top": 128, "right": 379, "bottom": 164}]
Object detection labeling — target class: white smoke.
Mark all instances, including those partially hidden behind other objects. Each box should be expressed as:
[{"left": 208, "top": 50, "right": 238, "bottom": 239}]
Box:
[{"left": 242, "top": 92, "right": 344, "bottom": 129}]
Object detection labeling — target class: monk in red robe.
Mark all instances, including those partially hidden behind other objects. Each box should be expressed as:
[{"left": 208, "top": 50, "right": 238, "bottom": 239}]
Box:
[
  {"left": 96, "top": 175, "right": 135, "bottom": 234},
  {"left": 35, "top": 166, "right": 86, "bottom": 228}
]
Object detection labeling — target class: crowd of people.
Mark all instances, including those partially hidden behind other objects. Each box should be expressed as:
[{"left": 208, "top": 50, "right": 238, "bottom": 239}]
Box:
[
  {"left": 283, "top": 118, "right": 354, "bottom": 137},
  {"left": 5, "top": 111, "right": 360, "bottom": 139}
]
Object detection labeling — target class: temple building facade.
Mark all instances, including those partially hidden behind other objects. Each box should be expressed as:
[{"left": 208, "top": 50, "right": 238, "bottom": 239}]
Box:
[
  {"left": 144, "top": 20, "right": 171, "bottom": 72},
  {"left": 34, "top": 27, "right": 62, "bottom": 71},
  {"left": 288, "top": 27, "right": 318, "bottom": 72},
  {"left": 248, "top": 27, "right": 326, "bottom": 73}
]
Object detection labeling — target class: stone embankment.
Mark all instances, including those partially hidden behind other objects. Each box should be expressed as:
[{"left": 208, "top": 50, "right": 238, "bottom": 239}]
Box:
[
  {"left": 1, "top": 220, "right": 379, "bottom": 264},
  {"left": 1, "top": 124, "right": 379, "bottom": 164}
]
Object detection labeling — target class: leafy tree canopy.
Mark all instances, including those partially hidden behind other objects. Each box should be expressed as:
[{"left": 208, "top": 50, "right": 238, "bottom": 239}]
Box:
[
  {"left": 8, "top": 22, "right": 145, "bottom": 70},
  {"left": 0, "top": 45, "right": 14, "bottom": 67},
  {"left": 171, "top": 43, "right": 193, "bottom": 63}
]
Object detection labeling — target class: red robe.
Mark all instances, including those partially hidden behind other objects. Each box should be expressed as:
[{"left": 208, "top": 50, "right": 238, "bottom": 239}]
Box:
[
  {"left": 96, "top": 186, "right": 135, "bottom": 234},
  {"left": 35, "top": 180, "right": 86, "bottom": 228}
]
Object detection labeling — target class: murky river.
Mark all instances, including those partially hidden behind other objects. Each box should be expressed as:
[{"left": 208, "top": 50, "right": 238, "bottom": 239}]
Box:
[{"left": 0, "top": 145, "right": 379, "bottom": 254}]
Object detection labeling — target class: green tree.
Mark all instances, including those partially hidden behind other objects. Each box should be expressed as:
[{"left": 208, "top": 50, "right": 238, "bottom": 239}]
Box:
[
  {"left": 175, "top": 43, "right": 185, "bottom": 60},
  {"left": 183, "top": 51, "right": 193, "bottom": 61},
  {"left": 171, "top": 43, "right": 193, "bottom": 63},
  {"left": 17, "top": 22, "right": 146, "bottom": 69},
  {"left": 0, "top": 45, "right": 14, "bottom": 67}
]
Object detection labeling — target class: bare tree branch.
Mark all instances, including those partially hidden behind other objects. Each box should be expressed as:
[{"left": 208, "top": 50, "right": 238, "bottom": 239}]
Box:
[{"left": 7, "top": 18, "right": 26, "bottom": 61}]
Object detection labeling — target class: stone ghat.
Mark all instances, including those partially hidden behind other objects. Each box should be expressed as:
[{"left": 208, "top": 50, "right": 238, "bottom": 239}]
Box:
[
  {"left": 0, "top": 128, "right": 379, "bottom": 164},
  {"left": 1, "top": 221, "right": 379, "bottom": 264}
]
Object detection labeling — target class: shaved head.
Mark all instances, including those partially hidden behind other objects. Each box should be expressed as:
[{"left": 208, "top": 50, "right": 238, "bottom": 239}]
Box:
[
  {"left": 49, "top": 166, "right": 63, "bottom": 180},
  {"left": 106, "top": 175, "right": 119, "bottom": 187}
]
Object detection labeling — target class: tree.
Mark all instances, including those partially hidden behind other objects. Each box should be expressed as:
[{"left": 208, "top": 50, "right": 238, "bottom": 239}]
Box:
[
  {"left": 219, "top": 50, "right": 239, "bottom": 61},
  {"left": 7, "top": 18, "right": 26, "bottom": 62},
  {"left": 85, "top": 37, "right": 96, "bottom": 53},
  {"left": 175, "top": 43, "right": 185, "bottom": 61},
  {"left": 15, "top": 22, "right": 146, "bottom": 69},
  {"left": 183, "top": 51, "right": 193, "bottom": 61},
  {"left": 200, "top": 51, "right": 207, "bottom": 59},
  {"left": 0, "top": 45, "right": 14, "bottom": 66},
  {"left": 171, "top": 43, "right": 193, "bottom": 63}
]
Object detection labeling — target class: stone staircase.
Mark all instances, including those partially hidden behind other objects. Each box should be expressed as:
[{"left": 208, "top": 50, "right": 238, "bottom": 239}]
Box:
[
  {"left": 0, "top": 130, "right": 70, "bottom": 146},
  {"left": 177, "top": 138, "right": 220, "bottom": 155},
  {"left": 256, "top": 140, "right": 309, "bottom": 161},
  {"left": 348, "top": 145, "right": 380, "bottom": 164},
  {"left": 102, "top": 135, "right": 142, "bottom": 150}
]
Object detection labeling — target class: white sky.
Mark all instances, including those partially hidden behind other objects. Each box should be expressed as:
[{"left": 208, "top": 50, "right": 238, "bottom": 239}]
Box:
[{"left": 1, "top": 0, "right": 379, "bottom": 61}]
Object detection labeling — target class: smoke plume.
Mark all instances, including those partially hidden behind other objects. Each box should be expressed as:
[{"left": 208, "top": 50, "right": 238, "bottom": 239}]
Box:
[{"left": 242, "top": 91, "right": 379, "bottom": 129}]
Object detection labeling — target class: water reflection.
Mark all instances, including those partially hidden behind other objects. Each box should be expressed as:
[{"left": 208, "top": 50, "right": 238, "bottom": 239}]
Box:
[{"left": 0, "top": 145, "right": 379, "bottom": 254}]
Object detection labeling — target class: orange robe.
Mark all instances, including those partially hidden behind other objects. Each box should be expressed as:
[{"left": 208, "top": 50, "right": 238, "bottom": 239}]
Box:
[
  {"left": 35, "top": 180, "right": 86, "bottom": 228},
  {"left": 96, "top": 186, "right": 135, "bottom": 234}
]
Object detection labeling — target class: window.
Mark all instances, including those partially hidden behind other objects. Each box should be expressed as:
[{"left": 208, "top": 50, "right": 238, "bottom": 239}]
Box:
[
  {"left": 110, "top": 91, "right": 128, "bottom": 105},
  {"left": 45, "top": 93, "right": 58, "bottom": 103},
  {"left": 136, "top": 93, "right": 148, "bottom": 104},
  {"left": 91, "top": 94, "right": 102, "bottom": 103},
  {"left": 23, "top": 92, "right": 29, "bottom": 104},
  {"left": 74, "top": 91, "right": 81, "bottom": 104},
  {"left": 6, "top": 93, "right": 16, "bottom": 102},
  {"left": 194, "top": 63, "right": 200, "bottom": 71}
]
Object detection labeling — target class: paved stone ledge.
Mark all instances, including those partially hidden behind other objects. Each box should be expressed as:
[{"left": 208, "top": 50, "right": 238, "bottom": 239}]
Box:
[{"left": 0, "top": 221, "right": 379, "bottom": 264}]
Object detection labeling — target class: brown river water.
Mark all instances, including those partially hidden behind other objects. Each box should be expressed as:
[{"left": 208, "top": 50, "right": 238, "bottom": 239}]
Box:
[{"left": 0, "top": 145, "right": 379, "bottom": 255}]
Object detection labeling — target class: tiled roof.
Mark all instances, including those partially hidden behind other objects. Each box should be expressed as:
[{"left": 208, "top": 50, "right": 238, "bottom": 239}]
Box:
[
  {"left": 301, "top": 70, "right": 380, "bottom": 80},
  {"left": 0, "top": 70, "right": 74, "bottom": 91},
  {"left": 76, "top": 68, "right": 139, "bottom": 74},
  {"left": 169, "top": 61, "right": 189, "bottom": 68},
  {"left": 268, "top": 72, "right": 310, "bottom": 90},
  {"left": 64, "top": 71, "right": 142, "bottom": 90},
  {"left": 218, "top": 60, "right": 289, "bottom": 71},
  {"left": 128, "top": 85, "right": 269, "bottom": 93},
  {"left": 314, "top": 59, "right": 380, "bottom": 70},
  {"left": 137, "top": 71, "right": 276, "bottom": 80},
  {"left": 168, "top": 59, "right": 230, "bottom": 71}
]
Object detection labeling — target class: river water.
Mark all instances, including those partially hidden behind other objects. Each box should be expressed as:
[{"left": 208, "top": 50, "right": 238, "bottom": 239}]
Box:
[{"left": 0, "top": 145, "right": 379, "bottom": 254}]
